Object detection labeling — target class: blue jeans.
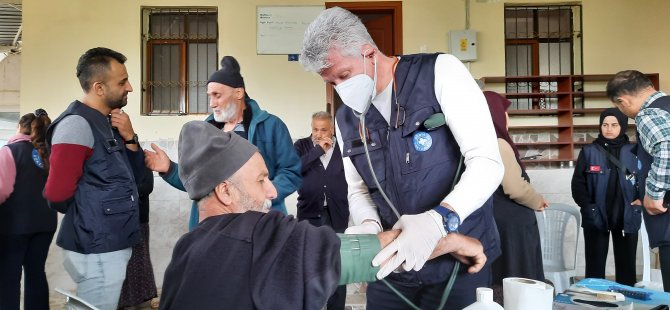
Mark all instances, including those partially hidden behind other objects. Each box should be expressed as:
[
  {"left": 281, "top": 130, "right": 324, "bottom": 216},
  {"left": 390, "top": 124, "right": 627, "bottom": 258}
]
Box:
[{"left": 63, "top": 248, "right": 132, "bottom": 310}]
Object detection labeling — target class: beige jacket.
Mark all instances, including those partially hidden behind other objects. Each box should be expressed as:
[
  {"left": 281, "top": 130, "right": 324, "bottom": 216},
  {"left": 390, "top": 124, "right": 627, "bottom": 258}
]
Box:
[{"left": 498, "top": 138, "right": 544, "bottom": 210}]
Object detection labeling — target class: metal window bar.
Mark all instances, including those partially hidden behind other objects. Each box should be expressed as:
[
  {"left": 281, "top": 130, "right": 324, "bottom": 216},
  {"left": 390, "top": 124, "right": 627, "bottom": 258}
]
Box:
[
  {"left": 142, "top": 7, "right": 217, "bottom": 115},
  {"left": 504, "top": 5, "right": 581, "bottom": 110}
]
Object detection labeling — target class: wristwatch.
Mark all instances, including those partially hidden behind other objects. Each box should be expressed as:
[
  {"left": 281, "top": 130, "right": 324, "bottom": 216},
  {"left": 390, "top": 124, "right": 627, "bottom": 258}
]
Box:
[
  {"left": 432, "top": 206, "right": 460, "bottom": 233},
  {"left": 124, "top": 134, "right": 139, "bottom": 145}
]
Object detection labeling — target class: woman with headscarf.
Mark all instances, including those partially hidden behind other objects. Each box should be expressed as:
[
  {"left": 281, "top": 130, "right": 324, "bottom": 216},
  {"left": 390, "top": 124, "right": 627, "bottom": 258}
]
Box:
[
  {"left": 0, "top": 109, "right": 57, "bottom": 310},
  {"left": 571, "top": 108, "right": 641, "bottom": 286},
  {"left": 485, "top": 91, "right": 547, "bottom": 300}
]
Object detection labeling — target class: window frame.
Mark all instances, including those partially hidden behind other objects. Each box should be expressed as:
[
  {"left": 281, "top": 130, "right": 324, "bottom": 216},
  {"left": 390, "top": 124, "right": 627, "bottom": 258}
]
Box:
[{"left": 141, "top": 7, "right": 218, "bottom": 116}]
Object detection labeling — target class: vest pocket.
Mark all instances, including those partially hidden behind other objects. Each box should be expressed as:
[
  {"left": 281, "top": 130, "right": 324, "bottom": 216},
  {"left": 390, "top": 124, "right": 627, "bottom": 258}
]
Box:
[
  {"left": 101, "top": 195, "right": 137, "bottom": 234},
  {"left": 342, "top": 129, "right": 386, "bottom": 183}
]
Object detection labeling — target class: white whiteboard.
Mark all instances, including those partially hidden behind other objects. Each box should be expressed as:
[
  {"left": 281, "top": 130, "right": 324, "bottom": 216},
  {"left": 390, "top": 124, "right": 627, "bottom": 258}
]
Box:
[{"left": 257, "top": 5, "right": 324, "bottom": 55}]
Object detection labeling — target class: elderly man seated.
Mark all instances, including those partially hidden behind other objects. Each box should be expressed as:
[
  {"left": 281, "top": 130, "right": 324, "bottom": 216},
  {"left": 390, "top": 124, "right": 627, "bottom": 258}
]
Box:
[{"left": 159, "top": 121, "right": 487, "bottom": 309}]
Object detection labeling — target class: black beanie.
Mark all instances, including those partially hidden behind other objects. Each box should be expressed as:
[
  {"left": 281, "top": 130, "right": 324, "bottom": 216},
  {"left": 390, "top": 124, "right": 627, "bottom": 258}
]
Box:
[{"left": 207, "top": 56, "right": 245, "bottom": 88}]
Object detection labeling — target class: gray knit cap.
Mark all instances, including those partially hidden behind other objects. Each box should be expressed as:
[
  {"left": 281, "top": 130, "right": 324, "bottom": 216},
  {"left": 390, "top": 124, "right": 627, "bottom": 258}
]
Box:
[{"left": 178, "top": 121, "right": 257, "bottom": 200}]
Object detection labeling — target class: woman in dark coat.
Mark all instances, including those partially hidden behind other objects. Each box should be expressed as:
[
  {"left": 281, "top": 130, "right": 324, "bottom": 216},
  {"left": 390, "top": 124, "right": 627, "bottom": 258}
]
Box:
[
  {"left": 0, "top": 109, "right": 56, "bottom": 310},
  {"left": 571, "top": 108, "right": 641, "bottom": 286},
  {"left": 485, "top": 91, "right": 547, "bottom": 300},
  {"left": 118, "top": 167, "right": 159, "bottom": 308}
]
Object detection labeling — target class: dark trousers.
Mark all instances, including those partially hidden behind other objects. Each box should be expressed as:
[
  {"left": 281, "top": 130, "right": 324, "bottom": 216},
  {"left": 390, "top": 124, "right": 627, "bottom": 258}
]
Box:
[
  {"left": 583, "top": 228, "right": 638, "bottom": 286},
  {"left": 366, "top": 264, "right": 491, "bottom": 310},
  {"left": 658, "top": 245, "right": 670, "bottom": 292},
  {"left": 304, "top": 207, "right": 347, "bottom": 310},
  {"left": 0, "top": 231, "right": 55, "bottom": 310}
]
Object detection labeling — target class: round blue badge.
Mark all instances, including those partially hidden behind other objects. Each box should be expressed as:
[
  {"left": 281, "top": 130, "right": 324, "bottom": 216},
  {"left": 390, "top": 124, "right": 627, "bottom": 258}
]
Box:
[
  {"left": 32, "top": 148, "right": 44, "bottom": 169},
  {"left": 412, "top": 131, "right": 432, "bottom": 152}
]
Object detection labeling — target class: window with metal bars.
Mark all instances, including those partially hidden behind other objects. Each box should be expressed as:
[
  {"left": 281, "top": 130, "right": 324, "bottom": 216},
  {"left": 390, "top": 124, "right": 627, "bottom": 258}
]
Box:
[
  {"left": 504, "top": 5, "right": 582, "bottom": 110},
  {"left": 141, "top": 7, "right": 218, "bottom": 115}
]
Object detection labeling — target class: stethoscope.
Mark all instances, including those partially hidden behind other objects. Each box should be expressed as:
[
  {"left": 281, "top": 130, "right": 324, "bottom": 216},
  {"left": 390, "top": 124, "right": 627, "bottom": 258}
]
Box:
[{"left": 350, "top": 55, "right": 463, "bottom": 310}]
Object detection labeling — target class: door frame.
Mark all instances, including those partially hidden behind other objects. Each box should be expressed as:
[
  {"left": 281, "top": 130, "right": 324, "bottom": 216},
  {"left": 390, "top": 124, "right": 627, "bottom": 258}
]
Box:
[{"left": 323, "top": 1, "right": 403, "bottom": 115}]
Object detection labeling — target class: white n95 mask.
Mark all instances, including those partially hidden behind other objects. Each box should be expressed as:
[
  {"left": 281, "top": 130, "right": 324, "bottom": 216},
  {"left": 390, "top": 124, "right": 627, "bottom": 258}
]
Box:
[{"left": 334, "top": 53, "right": 377, "bottom": 114}]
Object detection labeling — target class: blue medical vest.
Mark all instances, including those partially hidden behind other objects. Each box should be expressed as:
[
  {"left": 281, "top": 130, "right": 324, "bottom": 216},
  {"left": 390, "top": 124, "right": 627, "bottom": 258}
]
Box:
[
  {"left": 47, "top": 101, "right": 141, "bottom": 254},
  {"left": 336, "top": 53, "right": 500, "bottom": 285},
  {"left": 580, "top": 143, "right": 641, "bottom": 233}
]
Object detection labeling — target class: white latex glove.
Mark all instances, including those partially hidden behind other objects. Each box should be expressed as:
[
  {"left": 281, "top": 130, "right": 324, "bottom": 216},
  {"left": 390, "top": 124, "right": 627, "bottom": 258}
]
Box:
[
  {"left": 344, "top": 220, "right": 382, "bottom": 234},
  {"left": 371, "top": 210, "right": 446, "bottom": 279}
]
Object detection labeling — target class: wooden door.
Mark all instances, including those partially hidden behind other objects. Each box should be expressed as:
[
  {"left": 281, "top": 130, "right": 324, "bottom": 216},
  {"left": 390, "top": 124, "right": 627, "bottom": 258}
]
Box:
[{"left": 324, "top": 2, "right": 402, "bottom": 116}]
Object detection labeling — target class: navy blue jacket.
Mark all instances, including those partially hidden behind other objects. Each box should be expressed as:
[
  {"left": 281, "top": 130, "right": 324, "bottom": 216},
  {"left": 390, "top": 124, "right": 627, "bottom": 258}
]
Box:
[
  {"left": 46, "top": 101, "right": 144, "bottom": 254},
  {"left": 637, "top": 96, "right": 670, "bottom": 247},
  {"left": 336, "top": 53, "right": 500, "bottom": 285},
  {"left": 572, "top": 144, "right": 642, "bottom": 233},
  {"left": 294, "top": 136, "right": 349, "bottom": 232},
  {"left": 0, "top": 140, "right": 56, "bottom": 235}
]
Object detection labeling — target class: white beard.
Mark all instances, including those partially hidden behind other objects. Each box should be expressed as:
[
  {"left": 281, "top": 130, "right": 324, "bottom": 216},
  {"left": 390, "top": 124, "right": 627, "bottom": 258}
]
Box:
[{"left": 213, "top": 101, "right": 238, "bottom": 123}]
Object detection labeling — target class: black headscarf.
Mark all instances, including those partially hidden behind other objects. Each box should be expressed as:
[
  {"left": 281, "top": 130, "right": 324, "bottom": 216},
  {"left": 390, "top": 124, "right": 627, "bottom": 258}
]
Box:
[
  {"left": 593, "top": 108, "right": 630, "bottom": 231},
  {"left": 593, "top": 108, "right": 629, "bottom": 148}
]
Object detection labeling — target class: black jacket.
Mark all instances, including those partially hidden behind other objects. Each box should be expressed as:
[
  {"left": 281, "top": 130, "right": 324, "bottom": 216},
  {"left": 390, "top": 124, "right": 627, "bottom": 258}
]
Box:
[
  {"left": 160, "top": 211, "right": 341, "bottom": 309},
  {"left": 294, "top": 137, "right": 349, "bottom": 232}
]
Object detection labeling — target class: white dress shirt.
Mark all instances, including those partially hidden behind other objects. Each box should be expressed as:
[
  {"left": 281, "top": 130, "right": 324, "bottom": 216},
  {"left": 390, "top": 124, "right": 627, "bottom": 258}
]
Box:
[{"left": 336, "top": 53, "right": 503, "bottom": 225}]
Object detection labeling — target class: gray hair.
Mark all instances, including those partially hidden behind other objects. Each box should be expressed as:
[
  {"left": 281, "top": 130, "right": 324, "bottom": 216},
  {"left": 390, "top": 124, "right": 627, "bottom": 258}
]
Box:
[
  {"left": 312, "top": 111, "right": 333, "bottom": 122},
  {"left": 300, "top": 7, "right": 377, "bottom": 73}
]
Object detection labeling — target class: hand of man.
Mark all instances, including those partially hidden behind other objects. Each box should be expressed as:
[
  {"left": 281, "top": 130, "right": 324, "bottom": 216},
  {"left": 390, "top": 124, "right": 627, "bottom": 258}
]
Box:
[
  {"left": 631, "top": 199, "right": 642, "bottom": 206},
  {"left": 371, "top": 211, "right": 444, "bottom": 279},
  {"left": 429, "top": 233, "right": 486, "bottom": 274},
  {"left": 643, "top": 194, "right": 667, "bottom": 215},
  {"left": 345, "top": 220, "right": 382, "bottom": 235},
  {"left": 315, "top": 137, "right": 333, "bottom": 152},
  {"left": 144, "top": 143, "right": 171, "bottom": 173},
  {"left": 109, "top": 108, "right": 135, "bottom": 141},
  {"left": 537, "top": 197, "right": 549, "bottom": 212}
]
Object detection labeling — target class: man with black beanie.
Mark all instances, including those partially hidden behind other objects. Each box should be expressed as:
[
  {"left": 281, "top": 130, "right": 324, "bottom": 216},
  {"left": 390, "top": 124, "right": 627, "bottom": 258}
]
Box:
[{"left": 144, "top": 56, "right": 301, "bottom": 230}]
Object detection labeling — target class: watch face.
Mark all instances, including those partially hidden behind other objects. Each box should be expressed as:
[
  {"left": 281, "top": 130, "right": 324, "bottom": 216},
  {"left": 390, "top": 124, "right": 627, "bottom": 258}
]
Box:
[{"left": 446, "top": 213, "right": 460, "bottom": 232}]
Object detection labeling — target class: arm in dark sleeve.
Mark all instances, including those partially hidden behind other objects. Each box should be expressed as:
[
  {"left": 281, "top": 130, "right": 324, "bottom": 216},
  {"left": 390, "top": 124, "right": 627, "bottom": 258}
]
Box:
[
  {"left": 571, "top": 149, "right": 590, "bottom": 208},
  {"left": 125, "top": 147, "right": 145, "bottom": 184},
  {"left": 295, "top": 139, "right": 326, "bottom": 175},
  {"left": 137, "top": 167, "right": 155, "bottom": 197}
]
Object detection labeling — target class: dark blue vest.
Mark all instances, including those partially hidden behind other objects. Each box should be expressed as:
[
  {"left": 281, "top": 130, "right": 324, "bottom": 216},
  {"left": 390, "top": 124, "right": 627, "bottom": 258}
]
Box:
[
  {"left": 580, "top": 144, "right": 641, "bottom": 233},
  {"left": 46, "top": 101, "right": 141, "bottom": 254},
  {"left": 336, "top": 53, "right": 500, "bottom": 285},
  {"left": 0, "top": 141, "right": 56, "bottom": 235},
  {"left": 637, "top": 96, "right": 670, "bottom": 247}
]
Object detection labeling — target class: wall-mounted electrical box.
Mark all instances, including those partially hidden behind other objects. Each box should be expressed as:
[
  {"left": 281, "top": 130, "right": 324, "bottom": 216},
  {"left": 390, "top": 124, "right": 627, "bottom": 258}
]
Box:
[{"left": 448, "top": 30, "right": 477, "bottom": 62}]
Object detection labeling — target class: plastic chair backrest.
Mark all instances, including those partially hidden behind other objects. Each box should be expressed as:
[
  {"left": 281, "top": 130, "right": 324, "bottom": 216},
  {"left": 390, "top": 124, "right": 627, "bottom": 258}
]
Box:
[
  {"left": 55, "top": 288, "right": 99, "bottom": 310},
  {"left": 535, "top": 203, "right": 581, "bottom": 272}
]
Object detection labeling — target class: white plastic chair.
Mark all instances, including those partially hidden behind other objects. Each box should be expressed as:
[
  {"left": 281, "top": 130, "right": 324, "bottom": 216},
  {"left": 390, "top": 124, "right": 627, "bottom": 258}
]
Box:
[
  {"left": 635, "top": 220, "right": 665, "bottom": 291},
  {"left": 54, "top": 288, "right": 99, "bottom": 310},
  {"left": 535, "top": 203, "right": 581, "bottom": 294}
]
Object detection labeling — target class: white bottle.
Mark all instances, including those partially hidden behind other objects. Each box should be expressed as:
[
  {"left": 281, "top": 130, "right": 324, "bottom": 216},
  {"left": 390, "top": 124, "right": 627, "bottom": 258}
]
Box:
[{"left": 462, "top": 287, "right": 504, "bottom": 310}]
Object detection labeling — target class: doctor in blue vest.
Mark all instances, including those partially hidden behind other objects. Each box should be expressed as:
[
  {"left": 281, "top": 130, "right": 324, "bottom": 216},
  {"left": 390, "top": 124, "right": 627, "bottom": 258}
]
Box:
[
  {"left": 300, "top": 7, "right": 504, "bottom": 309},
  {"left": 608, "top": 70, "right": 670, "bottom": 291}
]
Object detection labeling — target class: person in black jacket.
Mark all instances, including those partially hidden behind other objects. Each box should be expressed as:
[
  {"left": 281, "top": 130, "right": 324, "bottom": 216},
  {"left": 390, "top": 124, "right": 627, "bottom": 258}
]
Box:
[
  {"left": 294, "top": 111, "right": 349, "bottom": 309},
  {"left": 571, "top": 108, "right": 642, "bottom": 285},
  {"left": 159, "top": 121, "right": 488, "bottom": 310},
  {"left": 0, "top": 109, "right": 56, "bottom": 310}
]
